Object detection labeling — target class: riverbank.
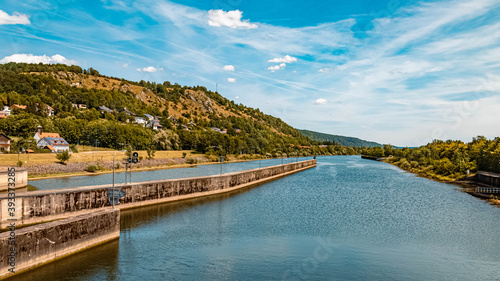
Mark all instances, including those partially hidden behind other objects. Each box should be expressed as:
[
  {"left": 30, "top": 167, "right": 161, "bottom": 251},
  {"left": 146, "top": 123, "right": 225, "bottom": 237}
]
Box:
[{"left": 362, "top": 156, "right": 500, "bottom": 206}]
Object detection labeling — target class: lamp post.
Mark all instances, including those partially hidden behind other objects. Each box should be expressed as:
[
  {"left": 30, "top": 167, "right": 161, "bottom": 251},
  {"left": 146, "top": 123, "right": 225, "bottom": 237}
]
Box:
[
  {"left": 17, "top": 140, "right": 32, "bottom": 166},
  {"left": 123, "top": 143, "right": 133, "bottom": 184},
  {"left": 112, "top": 150, "right": 119, "bottom": 209}
]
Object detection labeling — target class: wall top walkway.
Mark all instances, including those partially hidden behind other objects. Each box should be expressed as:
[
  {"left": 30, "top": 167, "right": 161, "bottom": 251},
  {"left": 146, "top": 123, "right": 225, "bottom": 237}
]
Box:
[{"left": 0, "top": 160, "right": 316, "bottom": 199}]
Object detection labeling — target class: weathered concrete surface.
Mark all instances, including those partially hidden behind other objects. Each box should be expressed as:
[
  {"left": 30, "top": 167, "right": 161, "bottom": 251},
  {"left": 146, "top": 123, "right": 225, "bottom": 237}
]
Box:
[
  {"left": 0, "top": 168, "right": 28, "bottom": 192},
  {"left": 476, "top": 171, "right": 500, "bottom": 187},
  {"left": 0, "top": 160, "right": 316, "bottom": 228},
  {"left": 0, "top": 208, "right": 119, "bottom": 279}
]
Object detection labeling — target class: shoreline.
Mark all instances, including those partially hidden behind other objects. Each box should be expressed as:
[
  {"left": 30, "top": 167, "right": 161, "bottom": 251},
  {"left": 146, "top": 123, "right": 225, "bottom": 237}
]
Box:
[{"left": 363, "top": 156, "right": 500, "bottom": 207}]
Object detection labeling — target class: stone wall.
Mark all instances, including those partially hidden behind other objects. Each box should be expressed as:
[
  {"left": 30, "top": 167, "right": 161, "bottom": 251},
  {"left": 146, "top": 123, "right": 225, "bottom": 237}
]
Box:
[
  {"left": 0, "top": 208, "right": 119, "bottom": 279},
  {"left": 0, "top": 160, "right": 316, "bottom": 228},
  {"left": 0, "top": 168, "right": 28, "bottom": 192}
]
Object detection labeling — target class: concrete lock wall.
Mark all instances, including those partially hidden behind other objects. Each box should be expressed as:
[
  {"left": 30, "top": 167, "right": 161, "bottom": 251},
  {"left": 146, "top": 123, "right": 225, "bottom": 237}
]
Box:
[
  {"left": 0, "top": 160, "right": 316, "bottom": 228},
  {"left": 0, "top": 168, "right": 28, "bottom": 192},
  {"left": 476, "top": 171, "right": 500, "bottom": 187},
  {"left": 0, "top": 208, "right": 120, "bottom": 279}
]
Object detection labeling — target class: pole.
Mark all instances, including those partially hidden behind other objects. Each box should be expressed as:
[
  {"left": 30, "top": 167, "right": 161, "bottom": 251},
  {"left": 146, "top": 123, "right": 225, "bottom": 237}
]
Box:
[{"left": 112, "top": 151, "right": 118, "bottom": 209}]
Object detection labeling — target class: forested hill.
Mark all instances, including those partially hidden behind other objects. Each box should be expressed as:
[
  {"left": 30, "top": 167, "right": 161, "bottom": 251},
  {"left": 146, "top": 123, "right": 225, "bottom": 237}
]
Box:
[
  {"left": 0, "top": 62, "right": 361, "bottom": 156},
  {"left": 299, "top": 129, "right": 382, "bottom": 147}
]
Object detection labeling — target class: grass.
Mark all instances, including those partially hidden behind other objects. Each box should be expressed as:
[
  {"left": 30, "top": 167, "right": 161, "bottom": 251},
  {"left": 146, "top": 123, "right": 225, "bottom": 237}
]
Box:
[{"left": 0, "top": 149, "right": 200, "bottom": 167}]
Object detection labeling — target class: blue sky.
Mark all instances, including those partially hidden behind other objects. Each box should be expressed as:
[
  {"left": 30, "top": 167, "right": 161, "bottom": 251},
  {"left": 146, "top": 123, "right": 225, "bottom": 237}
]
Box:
[{"left": 1, "top": 0, "right": 500, "bottom": 146}]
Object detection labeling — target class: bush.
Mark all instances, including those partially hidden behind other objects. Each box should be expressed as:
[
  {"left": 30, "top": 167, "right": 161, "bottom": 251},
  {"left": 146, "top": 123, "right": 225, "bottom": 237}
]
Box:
[
  {"left": 70, "top": 144, "right": 78, "bottom": 153},
  {"left": 182, "top": 152, "right": 187, "bottom": 158},
  {"left": 85, "top": 165, "right": 98, "bottom": 172},
  {"left": 17, "top": 160, "right": 23, "bottom": 167},
  {"left": 186, "top": 157, "right": 198, "bottom": 164},
  {"left": 56, "top": 150, "right": 71, "bottom": 164}
]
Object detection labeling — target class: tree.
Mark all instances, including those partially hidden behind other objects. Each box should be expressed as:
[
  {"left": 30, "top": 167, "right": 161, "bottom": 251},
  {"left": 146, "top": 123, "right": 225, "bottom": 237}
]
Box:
[{"left": 56, "top": 150, "right": 71, "bottom": 164}]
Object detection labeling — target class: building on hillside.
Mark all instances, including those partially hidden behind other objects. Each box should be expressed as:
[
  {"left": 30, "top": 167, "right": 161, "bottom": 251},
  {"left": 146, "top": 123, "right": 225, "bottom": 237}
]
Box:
[
  {"left": 11, "top": 104, "right": 27, "bottom": 110},
  {"left": 0, "top": 132, "right": 10, "bottom": 152},
  {"left": 135, "top": 117, "right": 147, "bottom": 126},
  {"left": 99, "top": 105, "right": 113, "bottom": 113},
  {"left": 72, "top": 103, "right": 87, "bottom": 109},
  {"left": 1, "top": 106, "right": 11, "bottom": 116},
  {"left": 35, "top": 103, "right": 54, "bottom": 116},
  {"left": 146, "top": 119, "right": 163, "bottom": 131},
  {"left": 34, "top": 126, "right": 61, "bottom": 143},
  {"left": 144, "top": 114, "right": 154, "bottom": 121},
  {"left": 33, "top": 126, "right": 70, "bottom": 152},
  {"left": 37, "top": 137, "right": 70, "bottom": 153}
]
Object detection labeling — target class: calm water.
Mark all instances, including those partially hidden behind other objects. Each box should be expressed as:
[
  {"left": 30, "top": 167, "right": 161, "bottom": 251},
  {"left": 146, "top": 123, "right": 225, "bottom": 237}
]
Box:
[
  {"left": 29, "top": 158, "right": 304, "bottom": 190},
  {"left": 12, "top": 156, "right": 500, "bottom": 280}
]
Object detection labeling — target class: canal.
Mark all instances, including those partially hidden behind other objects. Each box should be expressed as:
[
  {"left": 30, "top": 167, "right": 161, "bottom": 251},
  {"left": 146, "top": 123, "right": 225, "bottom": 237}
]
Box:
[
  {"left": 29, "top": 157, "right": 304, "bottom": 191},
  {"left": 12, "top": 156, "right": 500, "bottom": 280}
]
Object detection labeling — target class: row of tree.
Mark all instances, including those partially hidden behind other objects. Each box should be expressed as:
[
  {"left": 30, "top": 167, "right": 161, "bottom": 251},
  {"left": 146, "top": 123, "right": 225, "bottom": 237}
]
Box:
[{"left": 363, "top": 137, "right": 500, "bottom": 180}]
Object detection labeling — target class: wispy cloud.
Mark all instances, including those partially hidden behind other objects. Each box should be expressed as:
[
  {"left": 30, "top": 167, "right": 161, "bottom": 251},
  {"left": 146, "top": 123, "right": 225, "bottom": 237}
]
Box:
[
  {"left": 268, "top": 55, "right": 297, "bottom": 63},
  {"left": 136, "top": 66, "right": 163, "bottom": 72},
  {"left": 227, "top": 77, "right": 236, "bottom": 82},
  {"left": 315, "top": 99, "right": 327, "bottom": 105},
  {"left": 208, "top": 10, "right": 257, "bottom": 29},
  {"left": 223, "top": 65, "right": 235, "bottom": 71},
  {"left": 0, "top": 10, "right": 30, "bottom": 25},
  {"left": 0, "top": 54, "right": 75, "bottom": 64},
  {"left": 268, "top": 63, "right": 286, "bottom": 72}
]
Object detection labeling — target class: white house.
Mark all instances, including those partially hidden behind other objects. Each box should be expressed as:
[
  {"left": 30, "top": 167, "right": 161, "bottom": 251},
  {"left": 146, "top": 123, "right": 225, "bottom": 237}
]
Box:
[
  {"left": 34, "top": 126, "right": 70, "bottom": 152},
  {"left": 37, "top": 137, "right": 70, "bottom": 153},
  {"left": 135, "top": 117, "right": 147, "bottom": 126}
]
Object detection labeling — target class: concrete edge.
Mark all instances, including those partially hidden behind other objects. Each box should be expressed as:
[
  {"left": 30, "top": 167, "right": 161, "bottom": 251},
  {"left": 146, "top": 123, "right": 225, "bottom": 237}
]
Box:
[
  {"left": 118, "top": 162, "right": 317, "bottom": 211},
  {"left": 0, "top": 209, "right": 120, "bottom": 280}
]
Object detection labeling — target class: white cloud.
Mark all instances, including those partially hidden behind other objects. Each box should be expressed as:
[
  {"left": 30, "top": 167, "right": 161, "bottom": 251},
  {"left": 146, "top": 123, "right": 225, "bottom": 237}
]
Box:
[
  {"left": 223, "top": 65, "right": 235, "bottom": 71},
  {"left": 318, "top": 68, "right": 331, "bottom": 73},
  {"left": 268, "top": 63, "right": 286, "bottom": 72},
  {"left": 315, "top": 98, "right": 327, "bottom": 105},
  {"left": 122, "top": 63, "right": 129, "bottom": 68},
  {"left": 235, "top": 96, "right": 240, "bottom": 99},
  {"left": 0, "top": 10, "right": 30, "bottom": 25},
  {"left": 268, "top": 55, "right": 297, "bottom": 63},
  {"left": 208, "top": 10, "right": 257, "bottom": 29},
  {"left": 0, "top": 54, "right": 76, "bottom": 65},
  {"left": 137, "top": 66, "right": 163, "bottom": 72},
  {"left": 227, "top": 77, "right": 236, "bottom": 83}
]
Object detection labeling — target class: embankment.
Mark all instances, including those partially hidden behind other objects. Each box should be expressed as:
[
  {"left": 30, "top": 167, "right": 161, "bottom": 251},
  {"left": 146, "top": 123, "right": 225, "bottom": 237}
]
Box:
[
  {"left": 0, "top": 208, "right": 119, "bottom": 280},
  {"left": 0, "top": 160, "right": 316, "bottom": 228}
]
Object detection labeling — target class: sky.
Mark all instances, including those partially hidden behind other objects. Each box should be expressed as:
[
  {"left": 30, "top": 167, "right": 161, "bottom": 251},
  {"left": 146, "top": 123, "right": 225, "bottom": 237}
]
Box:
[{"left": 1, "top": 0, "right": 500, "bottom": 146}]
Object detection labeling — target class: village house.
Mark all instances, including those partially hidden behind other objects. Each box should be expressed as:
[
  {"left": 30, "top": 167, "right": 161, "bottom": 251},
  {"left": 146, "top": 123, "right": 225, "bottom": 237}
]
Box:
[
  {"left": 99, "top": 105, "right": 113, "bottom": 114},
  {"left": 146, "top": 119, "right": 163, "bottom": 131},
  {"left": 144, "top": 114, "right": 154, "bottom": 121},
  {"left": 34, "top": 126, "right": 70, "bottom": 153},
  {"left": 11, "top": 104, "right": 27, "bottom": 110},
  {"left": 135, "top": 116, "right": 147, "bottom": 126},
  {"left": 1, "top": 106, "right": 11, "bottom": 116},
  {"left": 35, "top": 103, "right": 55, "bottom": 116},
  {"left": 71, "top": 103, "right": 87, "bottom": 109},
  {"left": 0, "top": 132, "right": 10, "bottom": 152}
]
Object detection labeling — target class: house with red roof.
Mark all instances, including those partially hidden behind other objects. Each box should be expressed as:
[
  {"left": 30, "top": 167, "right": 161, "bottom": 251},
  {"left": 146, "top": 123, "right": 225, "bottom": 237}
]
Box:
[{"left": 34, "top": 126, "right": 69, "bottom": 153}]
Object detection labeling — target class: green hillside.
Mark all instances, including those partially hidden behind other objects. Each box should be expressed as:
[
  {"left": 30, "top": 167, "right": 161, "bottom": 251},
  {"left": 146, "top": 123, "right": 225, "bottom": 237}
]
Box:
[
  {"left": 0, "top": 62, "right": 363, "bottom": 157},
  {"left": 299, "top": 129, "right": 382, "bottom": 147}
]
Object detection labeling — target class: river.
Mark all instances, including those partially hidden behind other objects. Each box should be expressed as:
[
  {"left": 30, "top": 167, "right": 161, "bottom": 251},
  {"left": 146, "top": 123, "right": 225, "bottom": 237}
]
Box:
[{"left": 12, "top": 156, "right": 500, "bottom": 280}]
